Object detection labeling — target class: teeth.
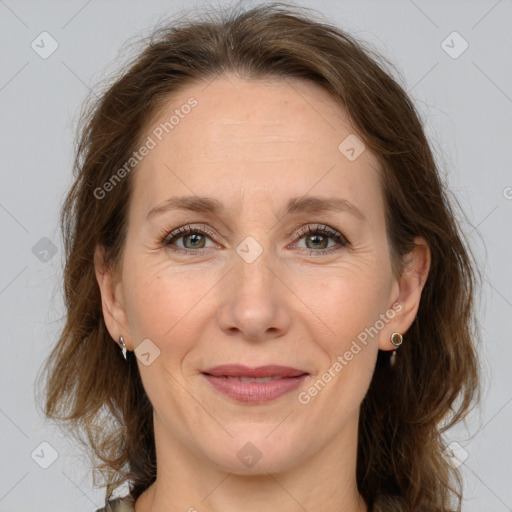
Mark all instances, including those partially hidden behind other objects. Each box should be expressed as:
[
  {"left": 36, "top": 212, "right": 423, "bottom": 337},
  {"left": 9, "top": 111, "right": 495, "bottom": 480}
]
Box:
[{"left": 225, "top": 376, "right": 279, "bottom": 383}]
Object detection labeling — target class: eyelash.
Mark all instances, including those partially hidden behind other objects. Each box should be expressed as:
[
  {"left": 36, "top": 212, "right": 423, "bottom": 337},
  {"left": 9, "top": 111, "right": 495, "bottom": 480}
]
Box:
[{"left": 159, "top": 223, "right": 350, "bottom": 257}]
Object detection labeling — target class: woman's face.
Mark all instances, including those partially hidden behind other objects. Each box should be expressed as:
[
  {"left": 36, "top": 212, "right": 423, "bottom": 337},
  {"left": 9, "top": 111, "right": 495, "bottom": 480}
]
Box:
[{"left": 97, "top": 74, "right": 425, "bottom": 474}]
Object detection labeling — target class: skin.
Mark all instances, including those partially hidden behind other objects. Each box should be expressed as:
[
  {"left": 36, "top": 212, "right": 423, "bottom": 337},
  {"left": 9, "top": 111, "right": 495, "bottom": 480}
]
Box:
[{"left": 95, "top": 74, "right": 430, "bottom": 512}]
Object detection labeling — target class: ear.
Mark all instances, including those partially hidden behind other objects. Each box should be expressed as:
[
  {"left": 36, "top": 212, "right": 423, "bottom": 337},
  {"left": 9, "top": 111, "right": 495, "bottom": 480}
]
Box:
[
  {"left": 94, "top": 245, "right": 132, "bottom": 351},
  {"left": 379, "top": 236, "right": 431, "bottom": 351}
]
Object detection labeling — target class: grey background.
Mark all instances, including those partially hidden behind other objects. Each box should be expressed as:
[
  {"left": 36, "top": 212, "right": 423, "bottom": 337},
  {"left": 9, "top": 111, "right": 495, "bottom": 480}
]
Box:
[{"left": 0, "top": 0, "right": 511, "bottom": 510}]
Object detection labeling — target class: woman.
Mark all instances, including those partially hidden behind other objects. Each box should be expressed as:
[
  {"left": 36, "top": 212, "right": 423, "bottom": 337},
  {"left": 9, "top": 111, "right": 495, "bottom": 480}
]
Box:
[{"left": 43, "top": 3, "right": 480, "bottom": 511}]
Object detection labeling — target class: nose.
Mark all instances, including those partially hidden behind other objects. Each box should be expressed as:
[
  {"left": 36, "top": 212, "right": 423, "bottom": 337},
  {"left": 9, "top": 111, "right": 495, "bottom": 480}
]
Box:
[{"left": 215, "top": 245, "right": 292, "bottom": 342}]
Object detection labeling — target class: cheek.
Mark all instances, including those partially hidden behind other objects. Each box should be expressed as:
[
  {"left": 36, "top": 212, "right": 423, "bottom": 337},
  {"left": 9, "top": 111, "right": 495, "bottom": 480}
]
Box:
[
  {"left": 123, "top": 259, "right": 206, "bottom": 343},
  {"left": 124, "top": 276, "right": 168, "bottom": 340},
  {"left": 122, "top": 265, "right": 202, "bottom": 409},
  {"left": 300, "top": 267, "right": 390, "bottom": 399},
  {"left": 296, "top": 274, "right": 386, "bottom": 417},
  {"left": 123, "top": 249, "right": 392, "bottom": 355},
  {"left": 298, "top": 265, "right": 392, "bottom": 345}
]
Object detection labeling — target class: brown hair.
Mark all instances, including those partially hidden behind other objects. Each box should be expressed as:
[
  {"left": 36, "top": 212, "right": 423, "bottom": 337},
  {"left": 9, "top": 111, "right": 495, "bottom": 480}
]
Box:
[{"left": 42, "top": 3, "right": 480, "bottom": 510}]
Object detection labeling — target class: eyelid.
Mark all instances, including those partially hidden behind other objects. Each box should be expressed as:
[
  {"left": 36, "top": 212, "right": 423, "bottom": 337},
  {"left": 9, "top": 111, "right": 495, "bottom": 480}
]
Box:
[
  {"left": 291, "top": 223, "right": 350, "bottom": 246},
  {"left": 161, "top": 223, "right": 217, "bottom": 244}
]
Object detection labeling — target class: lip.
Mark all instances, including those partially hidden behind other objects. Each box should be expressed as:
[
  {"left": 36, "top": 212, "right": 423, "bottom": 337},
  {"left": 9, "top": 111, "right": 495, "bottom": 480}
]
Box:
[
  {"left": 202, "top": 364, "right": 309, "bottom": 404},
  {"left": 203, "top": 364, "right": 307, "bottom": 378}
]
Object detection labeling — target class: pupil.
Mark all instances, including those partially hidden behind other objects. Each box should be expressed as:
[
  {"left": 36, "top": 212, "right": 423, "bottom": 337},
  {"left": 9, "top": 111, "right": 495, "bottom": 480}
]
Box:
[
  {"left": 186, "top": 234, "right": 204, "bottom": 248},
  {"left": 308, "top": 234, "right": 327, "bottom": 249}
]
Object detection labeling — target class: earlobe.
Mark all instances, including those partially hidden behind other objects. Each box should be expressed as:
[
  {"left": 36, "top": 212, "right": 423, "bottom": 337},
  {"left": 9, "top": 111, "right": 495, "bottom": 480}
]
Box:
[
  {"left": 379, "top": 236, "right": 431, "bottom": 351},
  {"left": 94, "top": 245, "right": 131, "bottom": 350}
]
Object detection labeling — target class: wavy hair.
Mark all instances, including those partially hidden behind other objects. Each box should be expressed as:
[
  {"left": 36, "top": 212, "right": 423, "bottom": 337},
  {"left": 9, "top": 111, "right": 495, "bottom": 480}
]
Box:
[{"left": 42, "top": 3, "right": 480, "bottom": 510}]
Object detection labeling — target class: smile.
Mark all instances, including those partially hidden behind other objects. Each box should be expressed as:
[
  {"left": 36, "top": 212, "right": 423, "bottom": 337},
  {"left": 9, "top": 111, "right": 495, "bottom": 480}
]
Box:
[{"left": 201, "top": 364, "right": 309, "bottom": 403}]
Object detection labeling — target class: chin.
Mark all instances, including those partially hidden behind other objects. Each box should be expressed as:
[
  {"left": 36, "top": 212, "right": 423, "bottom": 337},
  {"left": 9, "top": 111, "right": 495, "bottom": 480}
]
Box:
[{"left": 199, "top": 430, "right": 306, "bottom": 475}]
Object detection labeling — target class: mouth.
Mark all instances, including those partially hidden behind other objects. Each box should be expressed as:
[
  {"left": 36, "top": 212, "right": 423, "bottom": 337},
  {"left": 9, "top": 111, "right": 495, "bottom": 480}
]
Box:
[{"left": 201, "top": 364, "right": 309, "bottom": 403}]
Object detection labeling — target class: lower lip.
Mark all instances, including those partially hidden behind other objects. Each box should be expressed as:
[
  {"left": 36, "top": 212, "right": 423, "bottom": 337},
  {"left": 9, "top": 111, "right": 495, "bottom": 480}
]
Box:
[{"left": 203, "top": 374, "right": 308, "bottom": 403}]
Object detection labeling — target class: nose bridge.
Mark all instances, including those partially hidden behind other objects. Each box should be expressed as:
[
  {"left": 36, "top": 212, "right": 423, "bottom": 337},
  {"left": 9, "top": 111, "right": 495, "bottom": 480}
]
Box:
[
  {"left": 235, "top": 235, "right": 271, "bottom": 289},
  {"left": 215, "top": 227, "right": 291, "bottom": 339},
  {"left": 229, "top": 191, "right": 289, "bottom": 297},
  {"left": 231, "top": 228, "right": 277, "bottom": 301}
]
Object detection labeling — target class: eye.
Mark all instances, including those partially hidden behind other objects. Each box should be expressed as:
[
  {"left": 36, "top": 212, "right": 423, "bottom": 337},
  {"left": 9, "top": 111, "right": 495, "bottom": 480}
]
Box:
[
  {"left": 160, "top": 223, "right": 350, "bottom": 256},
  {"left": 291, "top": 224, "right": 350, "bottom": 256},
  {"left": 161, "top": 224, "right": 218, "bottom": 255}
]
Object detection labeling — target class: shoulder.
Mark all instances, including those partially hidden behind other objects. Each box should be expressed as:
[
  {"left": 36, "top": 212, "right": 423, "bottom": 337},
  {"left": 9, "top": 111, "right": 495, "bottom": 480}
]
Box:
[{"left": 95, "top": 495, "right": 135, "bottom": 512}]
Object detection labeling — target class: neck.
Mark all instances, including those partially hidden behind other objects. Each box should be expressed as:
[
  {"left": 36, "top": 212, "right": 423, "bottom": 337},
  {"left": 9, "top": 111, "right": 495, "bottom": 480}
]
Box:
[{"left": 135, "top": 412, "right": 368, "bottom": 512}]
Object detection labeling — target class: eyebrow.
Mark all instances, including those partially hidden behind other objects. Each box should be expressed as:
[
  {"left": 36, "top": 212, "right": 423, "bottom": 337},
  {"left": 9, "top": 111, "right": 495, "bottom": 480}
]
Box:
[{"left": 146, "top": 195, "right": 365, "bottom": 221}]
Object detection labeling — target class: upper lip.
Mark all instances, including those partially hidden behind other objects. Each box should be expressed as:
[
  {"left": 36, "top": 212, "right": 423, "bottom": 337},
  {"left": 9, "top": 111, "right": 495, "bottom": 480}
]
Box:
[{"left": 203, "top": 364, "right": 308, "bottom": 378}]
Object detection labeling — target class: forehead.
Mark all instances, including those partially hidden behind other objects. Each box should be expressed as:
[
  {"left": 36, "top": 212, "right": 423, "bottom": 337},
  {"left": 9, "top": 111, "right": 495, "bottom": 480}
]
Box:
[{"left": 130, "top": 74, "right": 383, "bottom": 220}]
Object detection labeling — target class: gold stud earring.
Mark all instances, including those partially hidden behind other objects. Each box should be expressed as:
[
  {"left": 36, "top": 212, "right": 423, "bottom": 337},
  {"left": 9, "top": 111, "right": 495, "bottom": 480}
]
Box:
[{"left": 390, "top": 332, "right": 403, "bottom": 367}]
